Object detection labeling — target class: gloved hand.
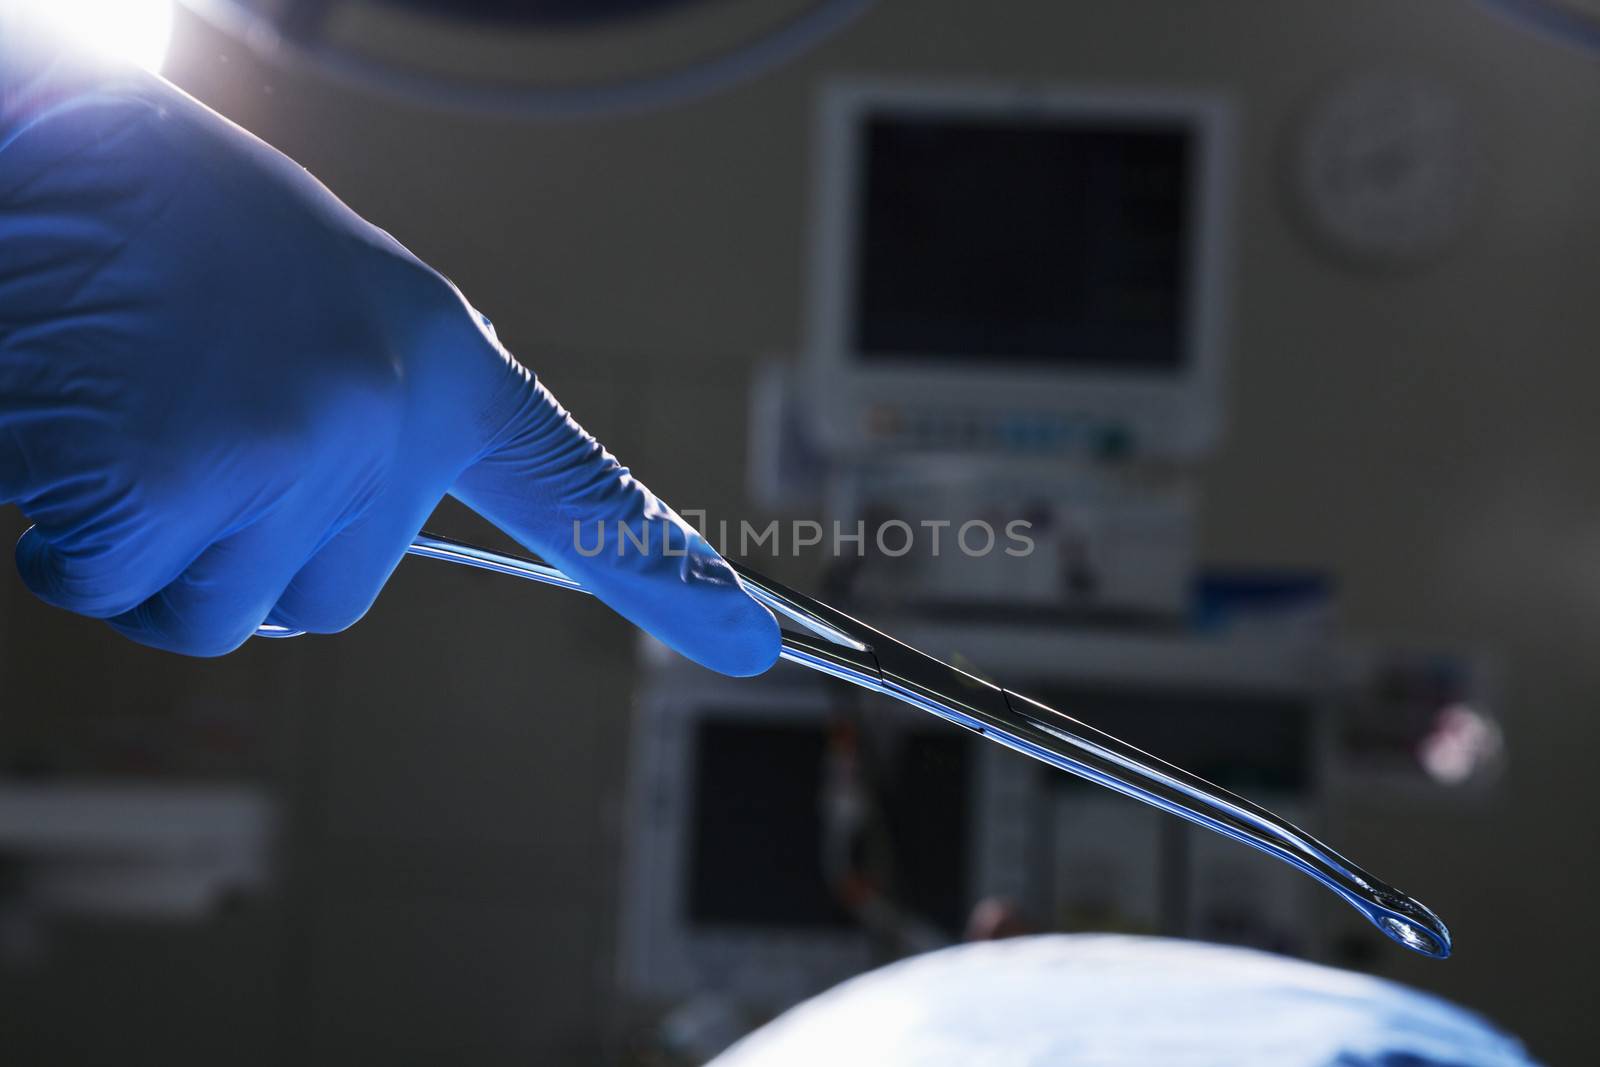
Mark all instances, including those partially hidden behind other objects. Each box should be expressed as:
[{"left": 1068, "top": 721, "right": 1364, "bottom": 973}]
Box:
[{"left": 0, "top": 26, "right": 779, "bottom": 676}]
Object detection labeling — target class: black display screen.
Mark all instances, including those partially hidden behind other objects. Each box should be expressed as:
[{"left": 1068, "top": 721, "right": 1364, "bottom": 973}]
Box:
[
  {"left": 852, "top": 114, "right": 1194, "bottom": 372},
  {"left": 685, "top": 717, "right": 973, "bottom": 932}
]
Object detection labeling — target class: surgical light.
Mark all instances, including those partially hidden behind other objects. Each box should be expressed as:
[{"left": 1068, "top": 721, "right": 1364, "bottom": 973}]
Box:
[{"left": 12, "top": 0, "right": 174, "bottom": 75}]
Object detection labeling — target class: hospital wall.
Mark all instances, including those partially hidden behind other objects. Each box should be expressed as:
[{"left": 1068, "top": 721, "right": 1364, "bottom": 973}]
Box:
[{"left": 1, "top": 1, "right": 1597, "bottom": 1063}]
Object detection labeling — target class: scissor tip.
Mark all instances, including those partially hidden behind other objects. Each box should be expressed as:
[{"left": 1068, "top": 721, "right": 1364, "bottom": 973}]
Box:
[{"left": 1378, "top": 914, "right": 1452, "bottom": 959}]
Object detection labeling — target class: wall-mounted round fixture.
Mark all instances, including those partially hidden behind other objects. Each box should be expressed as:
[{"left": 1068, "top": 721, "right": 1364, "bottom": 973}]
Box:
[{"left": 1285, "top": 72, "right": 1479, "bottom": 271}]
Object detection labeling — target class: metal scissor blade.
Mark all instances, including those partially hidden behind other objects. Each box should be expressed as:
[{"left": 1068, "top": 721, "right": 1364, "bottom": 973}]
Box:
[
  {"left": 995, "top": 688, "right": 1449, "bottom": 958},
  {"left": 254, "top": 531, "right": 1450, "bottom": 958}
]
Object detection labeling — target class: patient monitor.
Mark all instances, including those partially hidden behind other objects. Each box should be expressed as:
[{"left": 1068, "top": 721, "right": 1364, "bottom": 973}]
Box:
[{"left": 804, "top": 81, "right": 1235, "bottom": 462}]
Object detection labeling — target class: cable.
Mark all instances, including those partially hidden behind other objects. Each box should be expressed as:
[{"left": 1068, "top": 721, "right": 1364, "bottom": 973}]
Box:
[{"left": 179, "top": 0, "right": 876, "bottom": 119}]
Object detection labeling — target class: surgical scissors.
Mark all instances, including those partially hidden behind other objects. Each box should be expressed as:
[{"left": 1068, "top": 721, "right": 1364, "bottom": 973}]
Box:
[{"left": 258, "top": 531, "right": 1451, "bottom": 959}]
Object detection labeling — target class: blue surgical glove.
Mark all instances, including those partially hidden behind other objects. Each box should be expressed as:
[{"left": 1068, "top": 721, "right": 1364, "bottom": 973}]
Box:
[{"left": 0, "top": 27, "right": 778, "bottom": 676}]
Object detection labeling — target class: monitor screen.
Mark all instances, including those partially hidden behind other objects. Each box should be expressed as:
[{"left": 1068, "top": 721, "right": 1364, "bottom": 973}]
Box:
[
  {"left": 685, "top": 715, "right": 974, "bottom": 932},
  {"left": 852, "top": 113, "right": 1194, "bottom": 373}
]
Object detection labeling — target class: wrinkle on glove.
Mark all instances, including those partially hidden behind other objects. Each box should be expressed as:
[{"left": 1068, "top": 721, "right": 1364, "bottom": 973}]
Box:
[
  {"left": 710, "top": 935, "right": 1540, "bottom": 1067},
  {"left": 0, "top": 21, "right": 778, "bottom": 675}
]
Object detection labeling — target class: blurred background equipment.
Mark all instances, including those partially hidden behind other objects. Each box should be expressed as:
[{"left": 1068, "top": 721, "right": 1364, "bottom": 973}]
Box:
[
  {"left": 620, "top": 622, "right": 1503, "bottom": 1054},
  {"left": 0, "top": 783, "right": 274, "bottom": 958},
  {"left": 617, "top": 653, "right": 1033, "bottom": 1010},
  {"left": 753, "top": 80, "right": 1234, "bottom": 616},
  {"left": 799, "top": 80, "right": 1234, "bottom": 466},
  {"left": 613, "top": 74, "right": 1506, "bottom": 1060}
]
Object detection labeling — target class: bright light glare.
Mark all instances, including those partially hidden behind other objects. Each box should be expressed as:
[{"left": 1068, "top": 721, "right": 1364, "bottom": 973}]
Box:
[
  {"left": 14, "top": 0, "right": 174, "bottom": 74},
  {"left": 1417, "top": 703, "right": 1503, "bottom": 786}
]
